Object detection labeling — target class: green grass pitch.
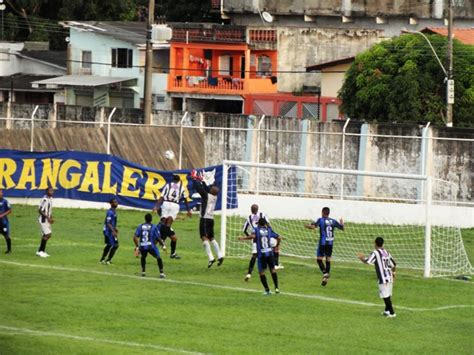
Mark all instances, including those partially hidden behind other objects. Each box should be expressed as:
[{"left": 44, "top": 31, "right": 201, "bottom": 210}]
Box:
[{"left": 0, "top": 205, "right": 473, "bottom": 354}]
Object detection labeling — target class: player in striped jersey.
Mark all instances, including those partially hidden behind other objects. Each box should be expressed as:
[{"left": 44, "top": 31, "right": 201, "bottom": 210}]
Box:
[
  {"left": 133, "top": 213, "right": 166, "bottom": 278},
  {"left": 357, "top": 237, "right": 397, "bottom": 318},
  {"left": 153, "top": 175, "right": 191, "bottom": 260},
  {"left": 190, "top": 169, "right": 223, "bottom": 268},
  {"left": 240, "top": 218, "right": 281, "bottom": 295},
  {"left": 0, "top": 189, "right": 12, "bottom": 254},
  {"left": 36, "top": 187, "right": 54, "bottom": 258}
]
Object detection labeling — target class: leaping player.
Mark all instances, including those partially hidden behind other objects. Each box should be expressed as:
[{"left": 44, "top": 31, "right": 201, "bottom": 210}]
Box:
[
  {"left": 153, "top": 174, "right": 192, "bottom": 259},
  {"left": 305, "top": 207, "right": 344, "bottom": 286}
]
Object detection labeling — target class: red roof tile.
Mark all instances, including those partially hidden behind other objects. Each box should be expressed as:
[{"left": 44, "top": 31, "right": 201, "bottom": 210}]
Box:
[{"left": 422, "top": 27, "right": 474, "bottom": 45}]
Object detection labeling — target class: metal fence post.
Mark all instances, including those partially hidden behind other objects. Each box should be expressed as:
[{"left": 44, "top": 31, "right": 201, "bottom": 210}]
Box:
[
  {"left": 255, "top": 115, "right": 265, "bottom": 195},
  {"left": 340, "top": 118, "right": 350, "bottom": 199},
  {"left": 106, "top": 107, "right": 117, "bottom": 155},
  {"left": 30, "top": 105, "right": 39, "bottom": 152},
  {"left": 178, "top": 111, "right": 189, "bottom": 169}
]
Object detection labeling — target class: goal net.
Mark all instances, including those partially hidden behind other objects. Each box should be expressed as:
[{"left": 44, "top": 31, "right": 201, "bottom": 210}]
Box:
[{"left": 220, "top": 161, "right": 473, "bottom": 278}]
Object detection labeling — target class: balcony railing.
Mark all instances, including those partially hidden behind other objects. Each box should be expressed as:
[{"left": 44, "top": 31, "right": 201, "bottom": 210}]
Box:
[
  {"left": 170, "top": 24, "right": 246, "bottom": 43},
  {"left": 170, "top": 76, "right": 244, "bottom": 93}
]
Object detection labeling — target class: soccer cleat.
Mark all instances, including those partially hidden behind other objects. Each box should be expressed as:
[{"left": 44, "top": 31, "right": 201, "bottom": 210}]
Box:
[
  {"left": 100, "top": 260, "right": 106, "bottom": 264},
  {"left": 40, "top": 252, "right": 50, "bottom": 258},
  {"left": 35, "top": 251, "right": 43, "bottom": 257},
  {"left": 386, "top": 313, "right": 397, "bottom": 318},
  {"left": 321, "top": 276, "right": 328, "bottom": 287},
  {"left": 381, "top": 311, "right": 391, "bottom": 316},
  {"left": 275, "top": 264, "right": 285, "bottom": 270},
  {"left": 159, "top": 273, "right": 166, "bottom": 279},
  {"left": 141, "top": 272, "right": 146, "bottom": 277},
  {"left": 217, "top": 257, "right": 224, "bottom": 266},
  {"left": 263, "top": 290, "right": 272, "bottom": 296},
  {"left": 208, "top": 259, "right": 216, "bottom": 268},
  {"left": 170, "top": 253, "right": 181, "bottom": 260},
  {"left": 5, "top": 250, "right": 11, "bottom": 254},
  {"left": 275, "top": 288, "right": 280, "bottom": 294},
  {"left": 105, "top": 260, "right": 112, "bottom": 265},
  {"left": 244, "top": 273, "right": 251, "bottom": 282}
]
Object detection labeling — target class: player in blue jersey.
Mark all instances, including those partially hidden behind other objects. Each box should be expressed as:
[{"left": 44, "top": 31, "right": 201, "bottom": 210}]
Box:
[
  {"left": 0, "top": 189, "right": 12, "bottom": 254},
  {"left": 305, "top": 207, "right": 344, "bottom": 286},
  {"left": 240, "top": 218, "right": 281, "bottom": 295},
  {"left": 133, "top": 213, "right": 166, "bottom": 278},
  {"left": 100, "top": 198, "right": 119, "bottom": 264}
]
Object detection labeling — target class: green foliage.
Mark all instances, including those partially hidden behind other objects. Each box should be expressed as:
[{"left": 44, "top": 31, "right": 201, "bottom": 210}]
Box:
[
  {"left": 339, "top": 34, "right": 474, "bottom": 127},
  {"left": 0, "top": 205, "right": 473, "bottom": 354}
]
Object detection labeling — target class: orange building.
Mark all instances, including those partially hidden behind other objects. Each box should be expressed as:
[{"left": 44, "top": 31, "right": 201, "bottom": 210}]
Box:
[{"left": 168, "top": 23, "right": 339, "bottom": 120}]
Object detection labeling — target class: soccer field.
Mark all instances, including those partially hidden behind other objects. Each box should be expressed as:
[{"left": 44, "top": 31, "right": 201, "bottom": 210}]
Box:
[{"left": 1, "top": 205, "right": 473, "bottom": 354}]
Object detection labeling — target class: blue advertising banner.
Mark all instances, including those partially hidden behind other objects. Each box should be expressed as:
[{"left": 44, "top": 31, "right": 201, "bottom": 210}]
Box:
[{"left": 0, "top": 150, "right": 237, "bottom": 211}]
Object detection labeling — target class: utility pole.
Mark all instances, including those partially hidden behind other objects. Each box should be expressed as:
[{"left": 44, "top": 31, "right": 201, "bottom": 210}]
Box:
[
  {"left": 143, "top": 0, "right": 155, "bottom": 125},
  {"left": 446, "top": 0, "right": 454, "bottom": 127}
]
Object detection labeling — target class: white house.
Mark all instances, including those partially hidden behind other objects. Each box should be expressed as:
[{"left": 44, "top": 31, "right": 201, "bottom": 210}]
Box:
[{"left": 33, "top": 22, "right": 170, "bottom": 109}]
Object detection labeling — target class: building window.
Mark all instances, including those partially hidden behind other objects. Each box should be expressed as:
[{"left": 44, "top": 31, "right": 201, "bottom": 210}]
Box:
[
  {"left": 218, "top": 55, "right": 233, "bottom": 76},
  {"left": 111, "top": 48, "right": 133, "bottom": 68},
  {"left": 257, "top": 55, "right": 272, "bottom": 76},
  {"left": 81, "top": 51, "right": 92, "bottom": 69}
]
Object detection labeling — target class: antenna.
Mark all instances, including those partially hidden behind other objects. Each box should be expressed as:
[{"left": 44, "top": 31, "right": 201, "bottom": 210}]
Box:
[{"left": 261, "top": 11, "right": 274, "bottom": 23}]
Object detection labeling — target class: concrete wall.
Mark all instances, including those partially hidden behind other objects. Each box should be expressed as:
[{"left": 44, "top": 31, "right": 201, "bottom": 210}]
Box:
[
  {"left": 321, "top": 63, "right": 351, "bottom": 97},
  {"left": 1, "top": 106, "right": 473, "bottom": 203},
  {"left": 277, "top": 27, "right": 382, "bottom": 92}
]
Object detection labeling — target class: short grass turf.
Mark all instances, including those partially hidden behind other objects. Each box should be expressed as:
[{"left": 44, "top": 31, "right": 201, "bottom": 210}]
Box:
[{"left": 0, "top": 205, "right": 473, "bottom": 354}]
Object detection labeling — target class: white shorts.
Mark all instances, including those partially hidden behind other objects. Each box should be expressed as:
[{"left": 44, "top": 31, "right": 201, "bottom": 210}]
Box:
[
  {"left": 40, "top": 221, "right": 52, "bottom": 236},
  {"left": 161, "top": 201, "right": 180, "bottom": 220},
  {"left": 251, "top": 242, "right": 257, "bottom": 254},
  {"left": 378, "top": 282, "right": 393, "bottom": 298}
]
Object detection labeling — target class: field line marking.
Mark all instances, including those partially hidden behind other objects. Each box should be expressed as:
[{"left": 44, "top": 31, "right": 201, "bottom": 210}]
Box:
[
  {"left": 1, "top": 260, "right": 473, "bottom": 312},
  {"left": 0, "top": 325, "right": 205, "bottom": 354}
]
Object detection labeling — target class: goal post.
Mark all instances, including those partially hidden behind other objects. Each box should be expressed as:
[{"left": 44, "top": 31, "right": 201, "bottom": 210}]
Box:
[{"left": 220, "top": 160, "right": 473, "bottom": 278}]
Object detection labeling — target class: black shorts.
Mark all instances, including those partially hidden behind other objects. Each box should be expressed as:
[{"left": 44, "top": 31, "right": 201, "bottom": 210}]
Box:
[
  {"left": 159, "top": 224, "right": 176, "bottom": 240},
  {"left": 257, "top": 254, "right": 276, "bottom": 272},
  {"left": 199, "top": 218, "right": 214, "bottom": 240},
  {"left": 317, "top": 244, "right": 333, "bottom": 257}
]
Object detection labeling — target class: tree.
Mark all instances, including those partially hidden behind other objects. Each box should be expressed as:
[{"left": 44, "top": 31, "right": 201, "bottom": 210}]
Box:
[{"left": 339, "top": 34, "right": 474, "bottom": 127}]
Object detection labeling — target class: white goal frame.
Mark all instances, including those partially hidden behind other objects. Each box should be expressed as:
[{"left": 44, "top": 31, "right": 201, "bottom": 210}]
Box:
[{"left": 220, "top": 160, "right": 436, "bottom": 277}]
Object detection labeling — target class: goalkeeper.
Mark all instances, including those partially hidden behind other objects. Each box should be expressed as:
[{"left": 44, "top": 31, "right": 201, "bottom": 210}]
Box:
[
  {"left": 305, "top": 207, "right": 344, "bottom": 286},
  {"left": 133, "top": 213, "right": 166, "bottom": 278}
]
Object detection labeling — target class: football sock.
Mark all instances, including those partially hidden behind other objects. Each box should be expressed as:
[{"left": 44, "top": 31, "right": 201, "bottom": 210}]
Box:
[
  {"left": 170, "top": 240, "right": 177, "bottom": 255},
  {"left": 260, "top": 274, "right": 270, "bottom": 292},
  {"left": 384, "top": 297, "right": 395, "bottom": 314},
  {"left": 141, "top": 255, "right": 146, "bottom": 272},
  {"left": 271, "top": 271, "right": 279, "bottom": 289},
  {"left": 157, "top": 257, "right": 164, "bottom": 273},
  {"left": 317, "top": 259, "right": 325, "bottom": 273},
  {"left": 107, "top": 245, "right": 119, "bottom": 261},
  {"left": 5, "top": 236, "right": 11, "bottom": 251},
  {"left": 101, "top": 245, "right": 112, "bottom": 261},
  {"left": 211, "top": 239, "right": 223, "bottom": 259},
  {"left": 39, "top": 238, "right": 47, "bottom": 252},
  {"left": 203, "top": 240, "right": 213, "bottom": 260},
  {"left": 248, "top": 255, "right": 257, "bottom": 274},
  {"left": 325, "top": 261, "right": 331, "bottom": 274},
  {"left": 274, "top": 252, "right": 280, "bottom": 265}
]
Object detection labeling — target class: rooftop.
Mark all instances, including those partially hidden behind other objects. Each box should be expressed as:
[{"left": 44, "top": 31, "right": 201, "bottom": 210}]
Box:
[
  {"left": 306, "top": 57, "right": 355, "bottom": 72},
  {"left": 0, "top": 74, "right": 59, "bottom": 91},
  {"left": 422, "top": 27, "right": 474, "bottom": 45},
  {"left": 18, "top": 50, "right": 67, "bottom": 69}
]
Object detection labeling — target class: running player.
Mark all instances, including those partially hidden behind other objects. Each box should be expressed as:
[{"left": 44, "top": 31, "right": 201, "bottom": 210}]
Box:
[
  {"left": 133, "top": 213, "right": 166, "bottom": 278},
  {"left": 190, "top": 169, "right": 223, "bottom": 268},
  {"left": 241, "top": 205, "right": 274, "bottom": 282},
  {"left": 357, "top": 237, "right": 397, "bottom": 318},
  {"left": 0, "top": 189, "right": 12, "bottom": 254},
  {"left": 36, "top": 187, "right": 54, "bottom": 258},
  {"left": 240, "top": 218, "right": 280, "bottom": 295},
  {"left": 100, "top": 198, "right": 119, "bottom": 264},
  {"left": 305, "top": 207, "right": 344, "bottom": 286},
  {"left": 153, "top": 175, "right": 191, "bottom": 259}
]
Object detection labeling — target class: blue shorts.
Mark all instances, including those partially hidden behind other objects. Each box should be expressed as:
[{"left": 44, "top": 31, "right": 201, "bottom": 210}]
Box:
[
  {"left": 103, "top": 232, "right": 119, "bottom": 247},
  {"left": 257, "top": 255, "right": 276, "bottom": 272},
  {"left": 0, "top": 221, "right": 9, "bottom": 237},
  {"left": 140, "top": 247, "right": 160, "bottom": 258},
  {"left": 317, "top": 243, "right": 333, "bottom": 257}
]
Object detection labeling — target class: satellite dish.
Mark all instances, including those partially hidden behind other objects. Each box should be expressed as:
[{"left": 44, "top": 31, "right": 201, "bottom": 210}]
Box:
[{"left": 261, "top": 11, "right": 274, "bottom": 23}]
